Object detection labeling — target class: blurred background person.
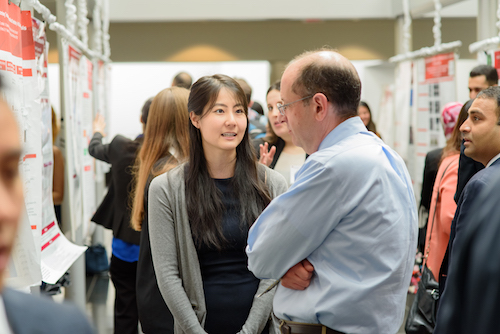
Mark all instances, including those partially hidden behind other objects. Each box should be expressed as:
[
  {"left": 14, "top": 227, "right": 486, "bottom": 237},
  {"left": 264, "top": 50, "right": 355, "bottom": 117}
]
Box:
[
  {"left": 171, "top": 71, "right": 193, "bottom": 89},
  {"left": 422, "top": 101, "right": 471, "bottom": 291},
  {"left": 131, "top": 87, "right": 190, "bottom": 334},
  {"left": 235, "top": 78, "right": 267, "bottom": 139},
  {"left": 52, "top": 108, "right": 64, "bottom": 225},
  {"left": 254, "top": 81, "right": 306, "bottom": 186},
  {"left": 89, "top": 97, "right": 153, "bottom": 334},
  {"left": 417, "top": 101, "right": 463, "bottom": 252},
  {"left": 358, "top": 101, "right": 381, "bottom": 138}
]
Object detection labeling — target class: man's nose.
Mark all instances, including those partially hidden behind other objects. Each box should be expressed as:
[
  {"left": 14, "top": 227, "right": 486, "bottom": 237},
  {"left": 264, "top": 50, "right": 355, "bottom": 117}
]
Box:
[
  {"left": 460, "top": 119, "right": 470, "bottom": 132},
  {"left": 278, "top": 112, "right": 286, "bottom": 123}
]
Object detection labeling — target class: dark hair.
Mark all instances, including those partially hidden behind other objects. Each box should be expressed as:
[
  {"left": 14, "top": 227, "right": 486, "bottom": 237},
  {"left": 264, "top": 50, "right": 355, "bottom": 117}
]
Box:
[
  {"left": 359, "top": 101, "right": 378, "bottom": 134},
  {"left": 252, "top": 101, "right": 264, "bottom": 116},
  {"left": 234, "top": 78, "right": 252, "bottom": 104},
  {"left": 186, "top": 74, "right": 271, "bottom": 250},
  {"left": 263, "top": 81, "right": 282, "bottom": 145},
  {"left": 267, "top": 80, "right": 281, "bottom": 95},
  {"left": 141, "top": 97, "right": 154, "bottom": 125},
  {"left": 470, "top": 65, "right": 499, "bottom": 86},
  {"left": 172, "top": 72, "right": 193, "bottom": 89},
  {"left": 477, "top": 86, "right": 500, "bottom": 121},
  {"left": 291, "top": 48, "right": 361, "bottom": 120},
  {"left": 442, "top": 99, "right": 473, "bottom": 163}
]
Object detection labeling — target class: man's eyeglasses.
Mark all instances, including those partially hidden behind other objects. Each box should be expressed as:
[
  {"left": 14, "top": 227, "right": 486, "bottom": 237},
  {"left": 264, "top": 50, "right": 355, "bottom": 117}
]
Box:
[{"left": 276, "top": 95, "right": 314, "bottom": 116}]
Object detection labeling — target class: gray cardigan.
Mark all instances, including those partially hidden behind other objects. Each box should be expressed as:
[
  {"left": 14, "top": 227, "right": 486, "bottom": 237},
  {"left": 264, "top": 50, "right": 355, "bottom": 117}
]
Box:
[{"left": 149, "top": 163, "right": 288, "bottom": 334}]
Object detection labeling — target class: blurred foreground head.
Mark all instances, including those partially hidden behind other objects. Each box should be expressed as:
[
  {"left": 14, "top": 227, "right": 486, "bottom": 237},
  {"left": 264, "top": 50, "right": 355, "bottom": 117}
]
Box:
[{"left": 0, "top": 78, "right": 23, "bottom": 291}]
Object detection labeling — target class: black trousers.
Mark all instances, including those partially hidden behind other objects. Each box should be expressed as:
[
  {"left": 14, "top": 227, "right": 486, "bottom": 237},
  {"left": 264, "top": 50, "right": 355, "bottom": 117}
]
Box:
[{"left": 110, "top": 254, "right": 139, "bottom": 334}]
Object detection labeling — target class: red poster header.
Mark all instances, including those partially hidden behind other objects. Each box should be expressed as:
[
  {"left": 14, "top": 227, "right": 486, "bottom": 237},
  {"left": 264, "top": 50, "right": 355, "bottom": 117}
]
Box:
[
  {"left": 425, "top": 52, "right": 455, "bottom": 80},
  {"left": 494, "top": 51, "right": 500, "bottom": 79},
  {"left": 0, "top": 1, "right": 22, "bottom": 57}
]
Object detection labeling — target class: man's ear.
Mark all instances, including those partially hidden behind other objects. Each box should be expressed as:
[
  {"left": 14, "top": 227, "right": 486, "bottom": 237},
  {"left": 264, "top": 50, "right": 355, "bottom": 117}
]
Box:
[
  {"left": 190, "top": 111, "right": 200, "bottom": 128},
  {"left": 313, "top": 93, "right": 329, "bottom": 121}
]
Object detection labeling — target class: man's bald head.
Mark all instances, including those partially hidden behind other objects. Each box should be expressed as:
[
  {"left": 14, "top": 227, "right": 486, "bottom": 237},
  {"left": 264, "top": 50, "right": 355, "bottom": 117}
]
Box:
[
  {"left": 285, "top": 49, "right": 361, "bottom": 120},
  {"left": 172, "top": 72, "right": 193, "bottom": 89}
]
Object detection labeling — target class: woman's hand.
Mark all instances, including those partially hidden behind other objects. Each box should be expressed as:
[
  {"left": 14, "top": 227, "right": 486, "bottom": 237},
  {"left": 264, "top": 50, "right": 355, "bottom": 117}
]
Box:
[
  {"left": 93, "top": 114, "right": 106, "bottom": 136},
  {"left": 259, "top": 142, "right": 276, "bottom": 167}
]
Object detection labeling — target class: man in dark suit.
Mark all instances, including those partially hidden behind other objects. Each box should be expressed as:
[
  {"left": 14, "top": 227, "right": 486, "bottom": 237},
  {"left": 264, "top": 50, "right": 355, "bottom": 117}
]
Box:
[
  {"left": 0, "top": 81, "right": 94, "bottom": 334},
  {"left": 89, "top": 98, "right": 152, "bottom": 334},
  {"left": 432, "top": 170, "right": 500, "bottom": 334},
  {"left": 453, "top": 65, "right": 498, "bottom": 203},
  {"left": 436, "top": 86, "right": 500, "bottom": 333}
]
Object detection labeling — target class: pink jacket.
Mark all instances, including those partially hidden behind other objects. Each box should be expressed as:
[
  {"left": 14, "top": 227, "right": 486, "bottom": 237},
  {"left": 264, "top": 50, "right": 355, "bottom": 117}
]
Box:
[{"left": 423, "top": 154, "right": 459, "bottom": 278}]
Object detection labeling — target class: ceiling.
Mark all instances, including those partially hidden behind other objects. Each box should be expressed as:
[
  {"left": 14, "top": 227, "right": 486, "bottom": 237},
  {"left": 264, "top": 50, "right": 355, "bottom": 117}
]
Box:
[
  {"left": 39, "top": 0, "right": 477, "bottom": 22},
  {"left": 108, "top": 0, "right": 477, "bottom": 22}
]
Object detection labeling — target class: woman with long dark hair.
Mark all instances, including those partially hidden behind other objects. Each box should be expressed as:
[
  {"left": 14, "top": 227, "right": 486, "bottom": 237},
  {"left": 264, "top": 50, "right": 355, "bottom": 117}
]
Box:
[
  {"left": 131, "top": 87, "right": 190, "bottom": 333},
  {"left": 148, "top": 74, "right": 287, "bottom": 334}
]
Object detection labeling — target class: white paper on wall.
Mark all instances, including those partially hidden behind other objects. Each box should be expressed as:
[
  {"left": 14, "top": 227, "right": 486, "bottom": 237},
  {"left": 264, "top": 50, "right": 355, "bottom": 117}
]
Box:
[
  {"left": 393, "top": 60, "right": 413, "bottom": 162},
  {"left": 0, "top": 3, "right": 42, "bottom": 289},
  {"left": 412, "top": 52, "right": 457, "bottom": 200}
]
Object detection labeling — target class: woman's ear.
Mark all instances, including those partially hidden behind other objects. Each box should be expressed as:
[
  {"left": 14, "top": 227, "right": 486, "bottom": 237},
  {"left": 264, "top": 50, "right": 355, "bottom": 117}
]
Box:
[{"left": 190, "top": 111, "right": 200, "bottom": 129}]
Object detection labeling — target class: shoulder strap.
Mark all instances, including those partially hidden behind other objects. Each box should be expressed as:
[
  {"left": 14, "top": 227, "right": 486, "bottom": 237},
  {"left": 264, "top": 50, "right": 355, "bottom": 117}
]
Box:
[{"left": 423, "top": 159, "right": 454, "bottom": 265}]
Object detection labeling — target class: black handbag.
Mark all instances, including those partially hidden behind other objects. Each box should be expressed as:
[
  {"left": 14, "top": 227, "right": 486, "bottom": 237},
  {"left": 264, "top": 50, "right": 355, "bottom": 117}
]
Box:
[
  {"left": 85, "top": 244, "right": 110, "bottom": 275},
  {"left": 405, "top": 265, "right": 439, "bottom": 333},
  {"left": 405, "top": 161, "right": 453, "bottom": 334}
]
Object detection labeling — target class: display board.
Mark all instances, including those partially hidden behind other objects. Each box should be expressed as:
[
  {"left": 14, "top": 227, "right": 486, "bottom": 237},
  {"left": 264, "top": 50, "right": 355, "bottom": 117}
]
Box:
[
  {"left": 0, "top": 2, "right": 42, "bottom": 289},
  {"left": 0, "top": 3, "right": 88, "bottom": 288},
  {"left": 412, "top": 53, "right": 457, "bottom": 195}
]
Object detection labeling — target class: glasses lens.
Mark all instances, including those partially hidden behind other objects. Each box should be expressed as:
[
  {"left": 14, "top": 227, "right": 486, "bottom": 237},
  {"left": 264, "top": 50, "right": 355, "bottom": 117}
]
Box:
[{"left": 277, "top": 103, "right": 284, "bottom": 115}]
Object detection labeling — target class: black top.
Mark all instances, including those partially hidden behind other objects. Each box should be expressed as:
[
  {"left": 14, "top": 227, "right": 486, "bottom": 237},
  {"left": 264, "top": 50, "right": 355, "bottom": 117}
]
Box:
[
  {"left": 89, "top": 133, "right": 142, "bottom": 244},
  {"left": 195, "top": 178, "right": 263, "bottom": 334},
  {"left": 454, "top": 141, "right": 484, "bottom": 203},
  {"left": 420, "top": 148, "right": 443, "bottom": 211},
  {"left": 136, "top": 156, "right": 174, "bottom": 333}
]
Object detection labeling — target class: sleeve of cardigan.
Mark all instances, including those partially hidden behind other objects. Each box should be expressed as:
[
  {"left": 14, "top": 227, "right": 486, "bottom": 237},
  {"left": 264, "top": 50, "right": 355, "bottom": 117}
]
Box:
[
  {"left": 237, "top": 168, "right": 289, "bottom": 334},
  {"left": 148, "top": 175, "right": 207, "bottom": 334}
]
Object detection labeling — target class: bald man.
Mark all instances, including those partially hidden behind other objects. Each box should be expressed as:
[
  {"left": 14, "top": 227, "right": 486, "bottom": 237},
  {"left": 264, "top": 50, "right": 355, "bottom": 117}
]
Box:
[{"left": 247, "top": 49, "right": 417, "bottom": 334}]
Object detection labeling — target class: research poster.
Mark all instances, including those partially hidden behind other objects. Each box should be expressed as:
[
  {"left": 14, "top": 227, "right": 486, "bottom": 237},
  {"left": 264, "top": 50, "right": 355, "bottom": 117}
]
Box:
[
  {"left": 94, "top": 60, "right": 110, "bottom": 183},
  {"left": 481, "top": 49, "right": 500, "bottom": 82},
  {"left": 413, "top": 52, "right": 457, "bottom": 192},
  {"left": 20, "top": 10, "right": 42, "bottom": 264},
  {"left": 81, "top": 57, "right": 96, "bottom": 239},
  {"left": 61, "top": 41, "right": 84, "bottom": 236},
  {"left": 0, "top": 3, "right": 42, "bottom": 288},
  {"left": 41, "top": 39, "right": 87, "bottom": 284}
]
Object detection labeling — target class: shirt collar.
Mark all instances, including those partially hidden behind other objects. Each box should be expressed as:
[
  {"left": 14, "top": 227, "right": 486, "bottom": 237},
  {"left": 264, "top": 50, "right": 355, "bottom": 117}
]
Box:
[
  {"left": 486, "top": 152, "right": 500, "bottom": 168},
  {"left": 318, "top": 116, "right": 368, "bottom": 152}
]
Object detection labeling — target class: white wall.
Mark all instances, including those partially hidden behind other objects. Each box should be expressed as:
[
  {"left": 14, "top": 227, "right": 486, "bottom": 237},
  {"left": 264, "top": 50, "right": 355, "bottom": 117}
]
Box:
[{"left": 51, "top": 61, "right": 271, "bottom": 140}]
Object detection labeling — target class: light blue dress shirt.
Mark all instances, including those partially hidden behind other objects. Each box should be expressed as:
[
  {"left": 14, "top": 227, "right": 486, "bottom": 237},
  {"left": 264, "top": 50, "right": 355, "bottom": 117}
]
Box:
[{"left": 246, "top": 117, "right": 417, "bottom": 334}]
